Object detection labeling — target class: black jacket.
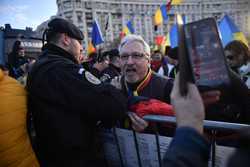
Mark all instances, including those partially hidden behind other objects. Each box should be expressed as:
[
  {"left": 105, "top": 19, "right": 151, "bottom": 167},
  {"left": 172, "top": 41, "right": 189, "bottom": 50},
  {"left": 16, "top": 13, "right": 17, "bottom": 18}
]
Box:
[
  {"left": 121, "top": 70, "right": 173, "bottom": 103},
  {"left": 26, "top": 44, "right": 127, "bottom": 167},
  {"left": 101, "top": 64, "right": 121, "bottom": 83},
  {"left": 206, "top": 70, "right": 250, "bottom": 124}
]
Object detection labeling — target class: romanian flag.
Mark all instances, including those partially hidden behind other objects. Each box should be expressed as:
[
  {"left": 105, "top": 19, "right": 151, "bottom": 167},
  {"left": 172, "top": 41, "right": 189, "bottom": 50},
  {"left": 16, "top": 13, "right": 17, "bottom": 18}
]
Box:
[
  {"left": 155, "top": 35, "right": 165, "bottom": 46},
  {"left": 91, "top": 19, "right": 104, "bottom": 47},
  {"left": 169, "top": 15, "right": 186, "bottom": 48},
  {"left": 219, "top": 14, "right": 248, "bottom": 46},
  {"left": 154, "top": 0, "right": 184, "bottom": 26},
  {"left": 165, "top": 32, "right": 171, "bottom": 46},
  {"left": 171, "top": 0, "right": 183, "bottom": 5},
  {"left": 87, "top": 41, "right": 96, "bottom": 55},
  {"left": 166, "top": 0, "right": 184, "bottom": 11},
  {"left": 170, "top": 24, "right": 178, "bottom": 48},
  {"left": 87, "top": 19, "right": 103, "bottom": 55},
  {"left": 154, "top": 4, "right": 169, "bottom": 26},
  {"left": 121, "top": 20, "right": 135, "bottom": 37}
]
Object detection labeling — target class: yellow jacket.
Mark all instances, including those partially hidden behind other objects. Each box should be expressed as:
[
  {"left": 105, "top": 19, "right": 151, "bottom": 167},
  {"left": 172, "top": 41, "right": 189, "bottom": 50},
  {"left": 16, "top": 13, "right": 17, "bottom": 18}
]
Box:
[{"left": 0, "top": 70, "right": 39, "bottom": 167}]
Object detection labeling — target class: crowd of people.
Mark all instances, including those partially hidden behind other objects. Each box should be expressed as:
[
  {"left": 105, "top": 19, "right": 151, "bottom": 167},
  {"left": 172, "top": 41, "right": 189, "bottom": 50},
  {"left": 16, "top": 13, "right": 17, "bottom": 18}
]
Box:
[{"left": 0, "top": 18, "right": 250, "bottom": 166}]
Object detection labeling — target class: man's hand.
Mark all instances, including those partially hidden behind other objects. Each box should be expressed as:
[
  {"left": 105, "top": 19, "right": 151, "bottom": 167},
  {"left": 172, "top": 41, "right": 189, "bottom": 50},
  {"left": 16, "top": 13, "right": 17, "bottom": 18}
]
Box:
[
  {"left": 171, "top": 73, "right": 205, "bottom": 134},
  {"left": 20, "top": 63, "right": 28, "bottom": 72},
  {"left": 110, "top": 76, "right": 122, "bottom": 89},
  {"left": 128, "top": 112, "right": 148, "bottom": 132}
]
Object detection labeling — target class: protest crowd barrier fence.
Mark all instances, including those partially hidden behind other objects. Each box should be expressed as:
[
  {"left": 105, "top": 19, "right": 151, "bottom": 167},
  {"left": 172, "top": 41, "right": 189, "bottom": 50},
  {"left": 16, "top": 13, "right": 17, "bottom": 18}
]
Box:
[{"left": 99, "top": 115, "right": 250, "bottom": 167}]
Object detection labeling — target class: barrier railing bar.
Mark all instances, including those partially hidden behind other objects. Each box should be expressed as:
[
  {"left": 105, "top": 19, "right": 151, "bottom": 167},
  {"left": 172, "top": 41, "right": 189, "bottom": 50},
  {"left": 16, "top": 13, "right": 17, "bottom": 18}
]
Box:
[
  {"left": 211, "top": 130, "right": 216, "bottom": 167},
  {"left": 133, "top": 130, "right": 142, "bottom": 167},
  {"left": 113, "top": 128, "right": 125, "bottom": 167},
  {"left": 143, "top": 115, "right": 250, "bottom": 131},
  {"left": 154, "top": 124, "right": 162, "bottom": 167}
]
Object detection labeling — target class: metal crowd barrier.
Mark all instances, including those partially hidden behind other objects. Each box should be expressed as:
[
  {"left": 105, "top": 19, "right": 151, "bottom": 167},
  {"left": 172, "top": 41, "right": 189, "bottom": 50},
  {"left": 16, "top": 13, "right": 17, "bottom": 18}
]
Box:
[
  {"left": 143, "top": 115, "right": 250, "bottom": 131},
  {"left": 99, "top": 115, "right": 250, "bottom": 167}
]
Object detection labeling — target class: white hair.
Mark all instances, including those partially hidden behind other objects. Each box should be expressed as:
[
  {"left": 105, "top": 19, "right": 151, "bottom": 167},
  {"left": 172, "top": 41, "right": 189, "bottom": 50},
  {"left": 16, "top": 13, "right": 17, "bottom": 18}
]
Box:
[{"left": 119, "top": 34, "right": 151, "bottom": 56}]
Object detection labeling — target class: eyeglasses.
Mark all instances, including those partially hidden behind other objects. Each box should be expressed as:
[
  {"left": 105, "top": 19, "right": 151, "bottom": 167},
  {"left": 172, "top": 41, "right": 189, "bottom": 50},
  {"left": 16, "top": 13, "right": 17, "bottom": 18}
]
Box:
[{"left": 120, "top": 52, "right": 146, "bottom": 61}]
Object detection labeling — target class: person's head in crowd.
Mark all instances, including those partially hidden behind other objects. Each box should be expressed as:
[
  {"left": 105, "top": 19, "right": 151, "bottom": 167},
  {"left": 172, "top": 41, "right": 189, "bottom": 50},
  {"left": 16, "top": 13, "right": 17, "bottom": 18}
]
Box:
[
  {"left": 119, "top": 34, "right": 151, "bottom": 83},
  {"left": 150, "top": 49, "right": 163, "bottom": 71},
  {"left": 81, "top": 52, "right": 97, "bottom": 71},
  {"left": 107, "top": 49, "right": 121, "bottom": 69},
  {"left": 18, "top": 47, "right": 25, "bottom": 57},
  {"left": 224, "top": 40, "right": 250, "bottom": 70},
  {"left": 43, "top": 18, "right": 84, "bottom": 64},
  {"left": 92, "top": 49, "right": 110, "bottom": 72},
  {"left": 86, "top": 52, "right": 97, "bottom": 62},
  {"left": 0, "top": 64, "right": 9, "bottom": 76},
  {"left": 11, "top": 40, "right": 25, "bottom": 57},
  {"left": 167, "top": 47, "right": 179, "bottom": 66}
]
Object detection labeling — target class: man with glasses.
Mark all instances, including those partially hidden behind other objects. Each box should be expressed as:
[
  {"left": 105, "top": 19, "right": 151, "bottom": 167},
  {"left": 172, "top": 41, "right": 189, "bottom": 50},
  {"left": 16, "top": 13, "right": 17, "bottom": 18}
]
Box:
[
  {"left": 119, "top": 34, "right": 173, "bottom": 103},
  {"left": 112, "top": 35, "right": 174, "bottom": 131},
  {"left": 26, "top": 18, "right": 128, "bottom": 166}
]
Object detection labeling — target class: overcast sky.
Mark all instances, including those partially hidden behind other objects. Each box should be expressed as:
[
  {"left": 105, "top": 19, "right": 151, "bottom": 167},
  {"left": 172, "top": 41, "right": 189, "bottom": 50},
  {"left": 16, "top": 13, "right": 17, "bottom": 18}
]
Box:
[{"left": 0, "top": 0, "right": 57, "bottom": 30}]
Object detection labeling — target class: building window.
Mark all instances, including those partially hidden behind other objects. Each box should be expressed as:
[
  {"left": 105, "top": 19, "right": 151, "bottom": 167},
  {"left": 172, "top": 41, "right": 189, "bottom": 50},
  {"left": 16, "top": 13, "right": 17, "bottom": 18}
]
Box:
[
  {"left": 77, "top": 14, "right": 83, "bottom": 23},
  {"left": 85, "top": 2, "right": 91, "bottom": 9},
  {"left": 76, "top": 1, "right": 81, "bottom": 8},
  {"left": 63, "top": 1, "right": 71, "bottom": 9}
]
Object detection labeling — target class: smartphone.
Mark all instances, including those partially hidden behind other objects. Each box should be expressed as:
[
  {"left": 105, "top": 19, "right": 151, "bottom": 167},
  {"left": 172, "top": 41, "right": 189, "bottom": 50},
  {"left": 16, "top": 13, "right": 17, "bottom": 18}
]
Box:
[
  {"left": 178, "top": 17, "right": 231, "bottom": 95},
  {"left": 177, "top": 14, "right": 195, "bottom": 96}
]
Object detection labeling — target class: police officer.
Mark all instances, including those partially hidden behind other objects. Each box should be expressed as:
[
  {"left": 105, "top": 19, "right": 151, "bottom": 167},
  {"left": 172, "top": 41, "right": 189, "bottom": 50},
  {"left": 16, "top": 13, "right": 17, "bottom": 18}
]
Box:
[{"left": 26, "top": 18, "right": 128, "bottom": 166}]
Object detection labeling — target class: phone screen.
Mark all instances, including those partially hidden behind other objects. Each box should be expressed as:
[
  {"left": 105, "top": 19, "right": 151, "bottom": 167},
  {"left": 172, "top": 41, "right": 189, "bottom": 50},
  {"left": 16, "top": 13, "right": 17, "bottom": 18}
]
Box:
[{"left": 184, "top": 18, "right": 230, "bottom": 88}]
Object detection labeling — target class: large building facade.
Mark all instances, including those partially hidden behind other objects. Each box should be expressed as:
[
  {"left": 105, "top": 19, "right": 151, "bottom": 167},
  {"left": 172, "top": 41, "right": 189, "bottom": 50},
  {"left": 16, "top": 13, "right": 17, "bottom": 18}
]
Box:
[{"left": 56, "top": 0, "right": 250, "bottom": 50}]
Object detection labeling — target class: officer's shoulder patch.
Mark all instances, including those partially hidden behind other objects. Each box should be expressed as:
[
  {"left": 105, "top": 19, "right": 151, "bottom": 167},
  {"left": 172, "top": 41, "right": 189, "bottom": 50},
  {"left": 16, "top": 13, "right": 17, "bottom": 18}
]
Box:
[{"left": 85, "top": 71, "right": 101, "bottom": 85}]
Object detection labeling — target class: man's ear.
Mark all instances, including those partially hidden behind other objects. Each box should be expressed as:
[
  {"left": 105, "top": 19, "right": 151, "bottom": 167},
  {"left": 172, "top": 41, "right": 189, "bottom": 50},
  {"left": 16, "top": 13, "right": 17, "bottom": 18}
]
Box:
[{"left": 62, "top": 33, "right": 71, "bottom": 46}]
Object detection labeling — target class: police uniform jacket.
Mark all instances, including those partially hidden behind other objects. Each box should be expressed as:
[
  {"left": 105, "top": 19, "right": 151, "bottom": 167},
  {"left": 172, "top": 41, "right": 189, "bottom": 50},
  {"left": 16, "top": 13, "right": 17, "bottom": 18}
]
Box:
[{"left": 26, "top": 44, "right": 127, "bottom": 167}]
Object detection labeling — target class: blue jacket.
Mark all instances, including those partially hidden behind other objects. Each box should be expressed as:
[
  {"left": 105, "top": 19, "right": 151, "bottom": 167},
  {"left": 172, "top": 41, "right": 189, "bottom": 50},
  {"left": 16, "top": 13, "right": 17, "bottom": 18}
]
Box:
[{"left": 163, "top": 127, "right": 210, "bottom": 167}]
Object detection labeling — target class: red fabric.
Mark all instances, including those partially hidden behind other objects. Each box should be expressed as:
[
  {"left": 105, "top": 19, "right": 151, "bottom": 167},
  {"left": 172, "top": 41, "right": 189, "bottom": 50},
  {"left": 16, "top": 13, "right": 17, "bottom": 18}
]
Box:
[
  {"left": 129, "top": 99, "right": 175, "bottom": 117},
  {"left": 155, "top": 35, "right": 165, "bottom": 45},
  {"left": 120, "top": 32, "right": 126, "bottom": 39},
  {"left": 151, "top": 61, "right": 162, "bottom": 72},
  {"left": 167, "top": 0, "right": 172, "bottom": 11}
]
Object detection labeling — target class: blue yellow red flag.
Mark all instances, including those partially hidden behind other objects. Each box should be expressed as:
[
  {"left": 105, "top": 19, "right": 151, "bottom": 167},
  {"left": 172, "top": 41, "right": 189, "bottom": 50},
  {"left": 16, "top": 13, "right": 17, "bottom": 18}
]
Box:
[
  {"left": 219, "top": 14, "right": 248, "bottom": 46},
  {"left": 154, "top": 5, "right": 169, "bottom": 25},
  {"left": 122, "top": 20, "right": 135, "bottom": 36},
  {"left": 165, "top": 32, "right": 171, "bottom": 46},
  {"left": 91, "top": 19, "right": 104, "bottom": 47},
  {"left": 87, "top": 41, "right": 96, "bottom": 55},
  {"left": 171, "top": 0, "right": 183, "bottom": 5}
]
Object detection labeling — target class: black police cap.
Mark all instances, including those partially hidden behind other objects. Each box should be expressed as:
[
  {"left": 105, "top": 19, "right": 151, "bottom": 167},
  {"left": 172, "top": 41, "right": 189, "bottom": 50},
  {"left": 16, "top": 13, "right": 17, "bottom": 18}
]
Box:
[{"left": 48, "top": 18, "right": 84, "bottom": 40}]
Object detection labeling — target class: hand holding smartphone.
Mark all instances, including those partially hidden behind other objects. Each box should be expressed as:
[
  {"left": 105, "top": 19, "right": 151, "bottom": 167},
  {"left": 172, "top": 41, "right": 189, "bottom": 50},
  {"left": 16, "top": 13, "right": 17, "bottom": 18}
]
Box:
[{"left": 178, "top": 16, "right": 231, "bottom": 96}]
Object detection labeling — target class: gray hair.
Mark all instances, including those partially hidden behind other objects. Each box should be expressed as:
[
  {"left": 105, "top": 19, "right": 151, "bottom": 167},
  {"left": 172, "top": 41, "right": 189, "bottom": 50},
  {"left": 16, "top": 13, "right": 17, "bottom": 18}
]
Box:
[{"left": 119, "top": 34, "right": 151, "bottom": 56}]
